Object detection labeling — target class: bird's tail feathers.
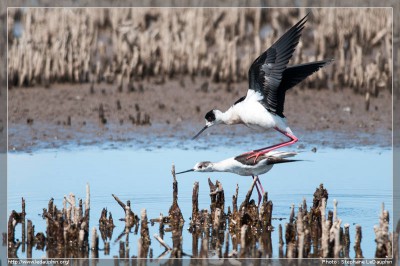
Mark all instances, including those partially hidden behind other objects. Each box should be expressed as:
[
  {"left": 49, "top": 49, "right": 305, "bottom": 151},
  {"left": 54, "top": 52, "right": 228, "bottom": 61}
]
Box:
[
  {"left": 280, "top": 59, "right": 334, "bottom": 91},
  {"left": 267, "top": 157, "right": 302, "bottom": 165}
]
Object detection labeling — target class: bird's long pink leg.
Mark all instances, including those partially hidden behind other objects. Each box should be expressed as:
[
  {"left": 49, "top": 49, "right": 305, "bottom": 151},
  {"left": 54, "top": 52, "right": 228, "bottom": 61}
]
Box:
[
  {"left": 252, "top": 175, "right": 264, "bottom": 206},
  {"left": 246, "top": 127, "right": 298, "bottom": 162},
  {"left": 252, "top": 175, "right": 262, "bottom": 206},
  {"left": 256, "top": 178, "right": 265, "bottom": 195}
]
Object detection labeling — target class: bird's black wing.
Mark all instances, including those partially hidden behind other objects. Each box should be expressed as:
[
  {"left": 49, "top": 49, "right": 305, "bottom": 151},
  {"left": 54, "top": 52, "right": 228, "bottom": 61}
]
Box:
[
  {"left": 274, "top": 59, "right": 334, "bottom": 115},
  {"left": 248, "top": 13, "right": 308, "bottom": 117},
  {"left": 234, "top": 153, "right": 300, "bottom": 166}
]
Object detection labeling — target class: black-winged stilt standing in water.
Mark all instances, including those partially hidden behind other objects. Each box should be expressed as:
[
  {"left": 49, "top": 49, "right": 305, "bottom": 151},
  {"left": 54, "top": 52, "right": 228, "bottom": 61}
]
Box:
[
  {"left": 176, "top": 151, "right": 299, "bottom": 206},
  {"left": 192, "top": 13, "right": 333, "bottom": 161}
]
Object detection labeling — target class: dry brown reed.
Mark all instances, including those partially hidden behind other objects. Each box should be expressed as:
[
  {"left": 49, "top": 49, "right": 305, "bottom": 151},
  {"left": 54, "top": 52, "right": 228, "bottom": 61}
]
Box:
[{"left": 7, "top": 8, "right": 392, "bottom": 97}]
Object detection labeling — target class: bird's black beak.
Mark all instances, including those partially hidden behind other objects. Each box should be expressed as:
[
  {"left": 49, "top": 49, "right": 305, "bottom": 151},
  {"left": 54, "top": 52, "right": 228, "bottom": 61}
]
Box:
[
  {"left": 176, "top": 169, "right": 195, "bottom": 175},
  {"left": 192, "top": 125, "right": 209, "bottom": 140}
]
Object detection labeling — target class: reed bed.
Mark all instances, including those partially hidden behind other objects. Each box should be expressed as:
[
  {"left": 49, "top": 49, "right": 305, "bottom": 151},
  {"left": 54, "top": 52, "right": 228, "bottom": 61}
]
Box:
[
  {"left": 7, "top": 167, "right": 393, "bottom": 260},
  {"left": 7, "top": 8, "right": 392, "bottom": 97}
]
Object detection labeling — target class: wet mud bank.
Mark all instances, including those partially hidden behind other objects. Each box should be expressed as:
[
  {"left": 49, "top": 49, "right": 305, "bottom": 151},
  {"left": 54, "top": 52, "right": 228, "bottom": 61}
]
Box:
[{"left": 8, "top": 78, "right": 392, "bottom": 152}]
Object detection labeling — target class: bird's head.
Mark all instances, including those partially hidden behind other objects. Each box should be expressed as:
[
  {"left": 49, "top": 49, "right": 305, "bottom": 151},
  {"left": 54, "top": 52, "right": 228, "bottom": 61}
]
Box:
[
  {"left": 192, "top": 109, "right": 223, "bottom": 140},
  {"left": 193, "top": 161, "right": 213, "bottom": 172},
  {"left": 176, "top": 161, "right": 214, "bottom": 174}
]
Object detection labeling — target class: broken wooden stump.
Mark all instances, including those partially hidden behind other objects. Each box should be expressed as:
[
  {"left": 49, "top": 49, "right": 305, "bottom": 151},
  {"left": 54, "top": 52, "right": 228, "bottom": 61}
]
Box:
[
  {"left": 285, "top": 207, "right": 297, "bottom": 258},
  {"left": 229, "top": 184, "right": 240, "bottom": 233},
  {"left": 112, "top": 194, "right": 139, "bottom": 229},
  {"left": 99, "top": 208, "right": 115, "bottom": 242},
  {"left": 27, "top": 219, "right": 34, "bottom": 245},
  {"left": 21, "top": 197, "right": 26, "bottom": 252},
  {"left": 8, "top": 210, "right": 22, "bottom": 258},
  {"left": 42, "top": 206, "right": 65, "bottom": 250},
  {"left": 199, "top": 229, "right": 209, "bottom": 259},
  {"left": 354, "top": 224, "right": 363, "bottom": 258},
  {"left": 259, "top": 226, "right": 273, "bottom": 258},
  {"left": 259, "top": 192, "right": 273, "bottom": 230},
  {"left": 168, "top": 164, "right": 184, "bottom": 227},
  {"left": 308, "top": 183, "right": 328, "bottom": 255},
  {"left": 374, "top": 203, "right": 392, "bottom": 258},
  {"left": 35, "top": 232, "right": 46, "bottom": 250},
  {"left": 154, "top": 233, "right": 172, "bottom": 252},
  {"left": 91, "top": 227, "right": 99, "bottom": 258},
  {"left": 239, "top": 224, "right": 249, "bottom": 258},
  {"left": 343, "top": 223, "right": 351, "bottom": 258},
  {"left": 119, "top": 241, "right": 125, "bottom": 258},
  {"left": 208, "top": 178, "right": 225, "bottom": 233},
  {"left": 139, "top": 209, "right": 151, "bottom": 258},
  {"left": 169, "top": 165, "right": 184, "bottom": 258},
  {"left": 278, "top": 224, "right": 284, "bottom": 258},
  {"left": 297, "top": 205, "right": 305, "bottom": 259},
  {"left": 189, "top": 182, "right": 200, "bottom": 232},
  {"left": 320, "top": 198, "right": 330, "bottom": 258},
  {"left": 238, "top": 177, "right": 260, "bottom": 229},
  {"left": 170, "top": 221, "right": 183, "bottom": 258}
]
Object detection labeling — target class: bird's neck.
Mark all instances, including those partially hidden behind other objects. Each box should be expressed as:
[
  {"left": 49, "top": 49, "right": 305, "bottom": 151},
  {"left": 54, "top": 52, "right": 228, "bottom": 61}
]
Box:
[
  {"left": 220, "top": 107, "right": 240, "bottom": 125},
  {"left": 210, "top": 159, "right": 235, "bottom": 172}
]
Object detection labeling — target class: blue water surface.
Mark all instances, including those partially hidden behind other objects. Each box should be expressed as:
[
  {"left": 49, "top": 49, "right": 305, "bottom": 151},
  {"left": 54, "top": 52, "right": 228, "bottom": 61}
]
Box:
[{"left": 8, "top": 144, "right": 392, "bottom": 259}]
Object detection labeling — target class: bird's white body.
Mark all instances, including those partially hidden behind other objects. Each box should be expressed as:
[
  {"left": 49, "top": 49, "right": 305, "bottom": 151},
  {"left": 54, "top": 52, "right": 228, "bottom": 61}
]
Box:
[
  {"left": 192, "top": 150, "right": 297, "bottom": 176},
  {"left": 218, "top": 90, "right": 293, "bottom": 134},
  {"left": 210, "top": 156, "right": 274, "bottom": 176}
]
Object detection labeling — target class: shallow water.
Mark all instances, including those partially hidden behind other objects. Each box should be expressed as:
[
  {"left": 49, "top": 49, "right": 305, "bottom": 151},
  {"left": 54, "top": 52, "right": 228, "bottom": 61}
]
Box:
[{"left": 7, "top": 142, "right": 392, "bottom": 259}]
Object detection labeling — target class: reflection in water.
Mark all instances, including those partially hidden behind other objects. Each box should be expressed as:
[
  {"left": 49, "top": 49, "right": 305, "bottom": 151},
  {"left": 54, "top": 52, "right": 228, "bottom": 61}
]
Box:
[{"left": 7, "top": 146, "right": 392, "bottom": 258}]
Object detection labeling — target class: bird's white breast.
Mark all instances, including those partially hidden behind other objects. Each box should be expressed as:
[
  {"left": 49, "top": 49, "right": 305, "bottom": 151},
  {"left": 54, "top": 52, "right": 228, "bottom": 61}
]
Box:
[
  {"left": 231, "top": 90, "right": 289, "bottom": 132},
  {"left": 215, "top": 158, "right": 273, "bottom": 176}
]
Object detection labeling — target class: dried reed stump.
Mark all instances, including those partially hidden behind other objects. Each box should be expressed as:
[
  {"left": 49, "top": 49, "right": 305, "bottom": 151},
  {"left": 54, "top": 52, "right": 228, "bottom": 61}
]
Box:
[{"left": 98, "top": 103, "right": 107, "bottom": 124}]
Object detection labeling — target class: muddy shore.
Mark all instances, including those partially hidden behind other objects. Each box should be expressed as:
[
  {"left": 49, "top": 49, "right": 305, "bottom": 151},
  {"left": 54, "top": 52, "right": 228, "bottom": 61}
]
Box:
[{"left": 8, "top": 77, "right": 392, "bottom": 152}]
